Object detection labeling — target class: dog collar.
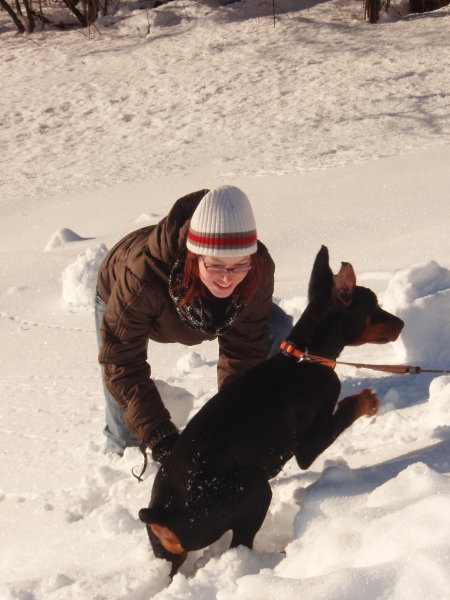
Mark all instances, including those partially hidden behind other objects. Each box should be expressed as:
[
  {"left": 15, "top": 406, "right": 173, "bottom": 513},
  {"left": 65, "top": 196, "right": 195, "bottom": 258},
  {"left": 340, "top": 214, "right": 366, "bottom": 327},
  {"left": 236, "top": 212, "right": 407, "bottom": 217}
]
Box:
[{"left": 280, "top": 341, "right": 336, "bottom": 369}]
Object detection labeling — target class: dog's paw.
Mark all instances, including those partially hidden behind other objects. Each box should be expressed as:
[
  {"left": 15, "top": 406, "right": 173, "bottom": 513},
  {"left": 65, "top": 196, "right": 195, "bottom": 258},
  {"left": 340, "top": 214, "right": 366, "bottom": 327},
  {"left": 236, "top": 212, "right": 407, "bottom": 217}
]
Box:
[{"left": 357, "top": 388, "right": 379, "bottom": 417}]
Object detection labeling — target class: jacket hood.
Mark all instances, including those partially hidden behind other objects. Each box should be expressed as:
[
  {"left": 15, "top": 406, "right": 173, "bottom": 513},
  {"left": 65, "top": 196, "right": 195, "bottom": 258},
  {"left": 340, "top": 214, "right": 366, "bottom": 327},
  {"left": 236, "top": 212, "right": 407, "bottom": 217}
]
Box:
[{"left": 147, "top": 189, "right": 209, "bottom": 269}]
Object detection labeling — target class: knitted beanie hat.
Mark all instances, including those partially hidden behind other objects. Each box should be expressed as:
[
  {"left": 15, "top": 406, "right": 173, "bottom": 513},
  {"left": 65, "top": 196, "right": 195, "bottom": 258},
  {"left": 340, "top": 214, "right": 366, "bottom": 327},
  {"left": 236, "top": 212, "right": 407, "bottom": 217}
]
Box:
[{"left": 186, "top": 186, "right": 258, "bottom": 257}]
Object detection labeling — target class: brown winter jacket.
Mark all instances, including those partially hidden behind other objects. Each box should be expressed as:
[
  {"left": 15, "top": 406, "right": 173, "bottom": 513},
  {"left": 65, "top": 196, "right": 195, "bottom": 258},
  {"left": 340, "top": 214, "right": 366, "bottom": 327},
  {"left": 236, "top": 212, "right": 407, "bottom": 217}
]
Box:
[{"left": 97, "top": 189, "right": 275, "bottom": 446}]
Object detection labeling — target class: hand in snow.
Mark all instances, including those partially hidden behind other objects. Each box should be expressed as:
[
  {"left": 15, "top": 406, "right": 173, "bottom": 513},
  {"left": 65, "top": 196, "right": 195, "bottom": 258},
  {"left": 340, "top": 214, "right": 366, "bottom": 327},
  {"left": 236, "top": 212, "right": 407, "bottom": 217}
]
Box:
[{"left": 151, "top": 432, "right": 180, "bottom": 464}]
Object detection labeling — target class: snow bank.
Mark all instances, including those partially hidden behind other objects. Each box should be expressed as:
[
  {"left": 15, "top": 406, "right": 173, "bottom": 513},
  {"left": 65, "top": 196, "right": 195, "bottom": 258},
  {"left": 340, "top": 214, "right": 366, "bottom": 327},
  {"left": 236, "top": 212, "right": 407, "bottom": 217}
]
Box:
[
  {"left": 134, "top": 213, "right": 161, "bottom": 225},
  {"left": 61, "top": 244, "right": 108, "bottom": 308},
  {"left": 154, "top": 546, "right": 282, "bottom": 600},
  {"left": 44, "top": 228, "right": 94, "bottom": 252},
  {"left": 426, "top": 375, "right": 450, "bottom": 438},
  {"left": 382, "top": 261, "right": 450, "bottom": 370},
  {"left": 176, "top": 351, "right": 207, "bottom": 374},
  {"left": 274, "top": 459, "right": 450, "bottom": 599},
  {"left": 155, "top": 378, "right": 196, "bottom": 430}
]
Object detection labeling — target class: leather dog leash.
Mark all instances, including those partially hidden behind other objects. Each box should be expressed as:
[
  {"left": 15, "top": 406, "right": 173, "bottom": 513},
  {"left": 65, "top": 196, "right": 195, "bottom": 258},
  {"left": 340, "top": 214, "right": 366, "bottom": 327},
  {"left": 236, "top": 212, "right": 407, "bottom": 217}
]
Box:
[{"left": 280, "top": 341, "right": 450, "bottom": 376}]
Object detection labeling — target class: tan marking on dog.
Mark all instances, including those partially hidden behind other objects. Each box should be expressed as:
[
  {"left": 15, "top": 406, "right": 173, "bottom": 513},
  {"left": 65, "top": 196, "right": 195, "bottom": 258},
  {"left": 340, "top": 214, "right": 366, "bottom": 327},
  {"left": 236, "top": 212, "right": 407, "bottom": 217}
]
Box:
[
  {"left": 339, "top": 388, "right": 379, "bottom": 421},
  {"left": 352, "top": 317, "right": 401, "bottom": 346},
  {"left": 149, "top": 524, "right": 186, "bottom": 555},
  {"left": 355, "top": 388, "right": 379, "bottom": 418}
]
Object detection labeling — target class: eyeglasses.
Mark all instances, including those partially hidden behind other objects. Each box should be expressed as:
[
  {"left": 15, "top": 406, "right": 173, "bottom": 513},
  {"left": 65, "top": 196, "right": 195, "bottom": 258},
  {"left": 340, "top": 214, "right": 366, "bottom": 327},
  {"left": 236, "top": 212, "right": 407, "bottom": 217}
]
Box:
[{"left": 201, "top": 258, "right": 253, "bottom": 275}]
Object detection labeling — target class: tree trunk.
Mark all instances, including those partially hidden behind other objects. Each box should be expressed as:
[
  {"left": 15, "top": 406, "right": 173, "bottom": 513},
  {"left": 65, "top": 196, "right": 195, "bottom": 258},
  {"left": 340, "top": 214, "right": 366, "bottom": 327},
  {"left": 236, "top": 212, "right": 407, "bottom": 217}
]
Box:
[
  {"left": 22, "top": 0, "right": 35, "bottom": 31},
  {"left": 365, "top": 0, "right": 381, "bottom": 22},
  {"left": 0, "top": 0, "right": 25, "bottom": 32},
  {"left": 61, "top": 0, "right": 88, "bottom": 26},
  {"left": 83, "top": 0, "right": 99, "bottom": 25}
]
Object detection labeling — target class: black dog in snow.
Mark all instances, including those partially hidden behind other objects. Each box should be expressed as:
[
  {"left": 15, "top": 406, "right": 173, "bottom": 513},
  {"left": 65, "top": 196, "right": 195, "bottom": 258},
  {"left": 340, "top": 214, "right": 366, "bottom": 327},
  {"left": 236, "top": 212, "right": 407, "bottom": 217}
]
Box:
[{"left": 139, "top": 246, "right": 404, "bottom": 575}]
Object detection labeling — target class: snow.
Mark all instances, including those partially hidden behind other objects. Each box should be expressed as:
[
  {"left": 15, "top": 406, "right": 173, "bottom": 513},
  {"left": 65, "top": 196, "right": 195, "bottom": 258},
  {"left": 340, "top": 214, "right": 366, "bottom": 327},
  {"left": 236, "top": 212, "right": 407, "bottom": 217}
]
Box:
[
  {"left": 1, "top": 1, "right": 450, "bottom": 598},
  {"left": 44, "top": 229, "right": 95, "bottom": 253},
  {"left": 383, "top": 261, "right": 450, "bottom": 369},
  {"left": 61, "top": 244, "right": 108, "bottom": 307}
]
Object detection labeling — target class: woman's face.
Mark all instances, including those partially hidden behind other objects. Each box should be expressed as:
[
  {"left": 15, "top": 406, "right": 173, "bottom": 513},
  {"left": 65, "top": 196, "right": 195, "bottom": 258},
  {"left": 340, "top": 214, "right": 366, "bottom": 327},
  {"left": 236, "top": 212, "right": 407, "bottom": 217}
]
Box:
[{"left": 198, "top": 255, "right": 252, "bottom": 298}]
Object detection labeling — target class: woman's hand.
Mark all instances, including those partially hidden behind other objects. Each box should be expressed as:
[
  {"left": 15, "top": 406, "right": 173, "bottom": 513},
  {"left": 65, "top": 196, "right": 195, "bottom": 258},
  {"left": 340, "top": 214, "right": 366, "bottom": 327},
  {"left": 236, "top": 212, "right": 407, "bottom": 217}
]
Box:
[{"left": 151, "top": 431, "right": 180, "bottom": 464}]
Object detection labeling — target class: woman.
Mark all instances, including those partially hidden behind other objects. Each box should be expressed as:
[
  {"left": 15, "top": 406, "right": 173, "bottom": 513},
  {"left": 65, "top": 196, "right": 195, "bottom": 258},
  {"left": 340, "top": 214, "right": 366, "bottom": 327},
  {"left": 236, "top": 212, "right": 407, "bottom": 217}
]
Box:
[{"left": 95, "top": 186, "right": 292, "bottom": 462}]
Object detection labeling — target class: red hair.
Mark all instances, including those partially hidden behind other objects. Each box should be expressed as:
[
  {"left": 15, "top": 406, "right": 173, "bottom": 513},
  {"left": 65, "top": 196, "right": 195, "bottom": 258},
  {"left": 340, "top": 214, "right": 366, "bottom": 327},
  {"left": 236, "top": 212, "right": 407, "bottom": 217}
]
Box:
[{"left": 177, "top": 251, "right": 264, "bottom": 308}]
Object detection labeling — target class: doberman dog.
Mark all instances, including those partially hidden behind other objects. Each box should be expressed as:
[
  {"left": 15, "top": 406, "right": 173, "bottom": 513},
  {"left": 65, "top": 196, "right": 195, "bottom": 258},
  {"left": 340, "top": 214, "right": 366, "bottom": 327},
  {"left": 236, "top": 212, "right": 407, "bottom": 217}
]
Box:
[{"left": 139, "top": 246, "right": 404, "bottom": 575}]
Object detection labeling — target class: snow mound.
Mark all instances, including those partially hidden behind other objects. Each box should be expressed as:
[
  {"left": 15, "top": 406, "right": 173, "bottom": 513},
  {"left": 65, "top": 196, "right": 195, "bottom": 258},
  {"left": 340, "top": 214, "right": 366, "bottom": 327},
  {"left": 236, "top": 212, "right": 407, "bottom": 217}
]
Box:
[
  {"left": 366, "top": 462, "right": 450, "bottom": 508},
  {"left": 98, "top": 505, "right": 141, "bottom": 536},
  {"left": 44, "top": 228, "right": 94, "bottom": 252},
  {"left": 5, "top": 285, "right": 28, "bottom": 295},
  {"left": 134, "top": 213, "right": 160, "bottom": 225},
  {"left": 40, "top": 573, "right": 74, "bottom": 594},
  {"left": 276, "top": 460, "right": 450, "bottom": 593},
  {"left": 155, "top": 546, "right": 281, "bottom": 600},
  {"left": 176, "top": 351, "right": 207, "bottom": 373},
  {"left": 382, "top": 261, "right": 450, "bottom": 370},
  {"left": 278, "top": 296, "right": 307, "bottom": 321},
  {"left": 426, "top": 375, "right": 450, "bottom": 438},
  {"left": 429, "top": 374, "right": 450, "bottom": 407},
  {"left": 61, "top": 244, "right": 108, "bottom": 309},
  {"left": 155, "top": 379, "right": 196, "bottom": 429}
]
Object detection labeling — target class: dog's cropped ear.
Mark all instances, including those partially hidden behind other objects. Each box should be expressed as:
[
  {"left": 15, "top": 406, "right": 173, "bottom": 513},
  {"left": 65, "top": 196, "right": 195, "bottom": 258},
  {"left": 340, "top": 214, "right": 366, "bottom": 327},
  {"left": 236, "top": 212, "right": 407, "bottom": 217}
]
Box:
[
  {"left": 332, "top": 262, "right": 356, "bottom": 307},
  {"left": 308, "top": 246, "right": 333, "bottom": 303}
]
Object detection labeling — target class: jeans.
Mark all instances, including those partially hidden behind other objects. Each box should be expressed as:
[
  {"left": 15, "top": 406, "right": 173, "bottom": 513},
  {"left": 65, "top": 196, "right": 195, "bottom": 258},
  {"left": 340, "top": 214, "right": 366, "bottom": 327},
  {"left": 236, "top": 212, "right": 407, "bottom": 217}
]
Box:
[
  {"left": 95, "top": 291, "right": 139, "bottom": 455},
  {"left": 95, "top": 291, "right": 293, "bottom": 455}
]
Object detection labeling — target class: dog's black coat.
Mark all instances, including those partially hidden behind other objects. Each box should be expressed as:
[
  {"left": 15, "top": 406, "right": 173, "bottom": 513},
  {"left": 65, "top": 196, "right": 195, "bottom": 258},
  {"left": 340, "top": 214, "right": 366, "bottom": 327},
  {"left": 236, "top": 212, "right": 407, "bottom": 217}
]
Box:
[{"left": 139, "top": 246, "right": 404, "bottom": 574}]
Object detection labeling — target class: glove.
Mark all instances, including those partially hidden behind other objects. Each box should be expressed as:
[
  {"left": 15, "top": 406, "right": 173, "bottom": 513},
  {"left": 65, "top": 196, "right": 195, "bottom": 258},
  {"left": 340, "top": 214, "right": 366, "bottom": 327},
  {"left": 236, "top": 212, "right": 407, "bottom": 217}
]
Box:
[
  {"left": 146, "top": 420, "right": 179, "bottom": 464},
  {"left": 151, "top": 431, "right": 180, "bottom": 464}
]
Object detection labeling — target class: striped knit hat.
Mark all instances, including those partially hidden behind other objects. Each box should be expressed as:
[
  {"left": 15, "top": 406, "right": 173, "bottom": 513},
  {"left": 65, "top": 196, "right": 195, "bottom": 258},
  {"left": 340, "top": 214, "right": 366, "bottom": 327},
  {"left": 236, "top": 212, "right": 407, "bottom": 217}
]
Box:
[{"left": 186, "top": 186, "right": 258, "bottom": 257}]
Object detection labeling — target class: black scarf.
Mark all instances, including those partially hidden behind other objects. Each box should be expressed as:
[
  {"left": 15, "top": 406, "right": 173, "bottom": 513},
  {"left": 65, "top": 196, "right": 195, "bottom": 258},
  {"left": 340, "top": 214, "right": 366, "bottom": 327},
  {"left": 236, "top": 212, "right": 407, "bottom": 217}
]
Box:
[{"left": 169, "top": 253, "right": 244, "bottom": 335}]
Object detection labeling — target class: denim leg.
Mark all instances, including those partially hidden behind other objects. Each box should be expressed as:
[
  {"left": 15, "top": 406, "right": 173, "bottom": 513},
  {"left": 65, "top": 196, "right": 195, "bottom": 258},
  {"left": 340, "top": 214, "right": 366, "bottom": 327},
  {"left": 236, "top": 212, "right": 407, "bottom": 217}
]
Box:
[
  {"left": 95, "top": 290, "right": 138, "bottom": 455},
  {"left": 267, "top": 303, "right": 294, "bottom": 358}
]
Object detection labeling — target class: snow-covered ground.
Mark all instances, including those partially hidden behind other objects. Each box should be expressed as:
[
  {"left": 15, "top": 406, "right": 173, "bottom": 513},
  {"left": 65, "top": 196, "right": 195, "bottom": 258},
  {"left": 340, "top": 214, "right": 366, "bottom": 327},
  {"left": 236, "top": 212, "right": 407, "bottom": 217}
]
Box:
[{"left": 1, "top": 1, "right": 450, "bottom": 598}]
